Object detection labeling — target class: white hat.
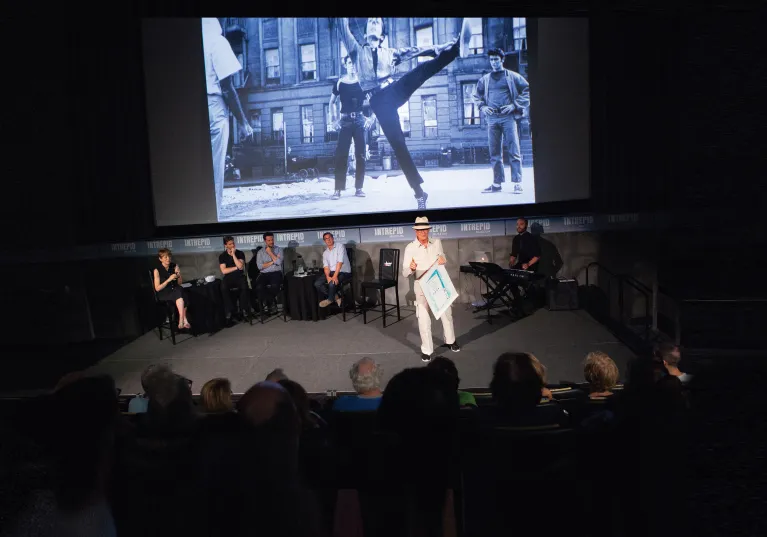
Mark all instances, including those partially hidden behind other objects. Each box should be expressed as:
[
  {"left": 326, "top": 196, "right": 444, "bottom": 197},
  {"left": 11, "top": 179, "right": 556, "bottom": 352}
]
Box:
[{"left": 413, "top": 216, "right": 431, "bottom": 230}]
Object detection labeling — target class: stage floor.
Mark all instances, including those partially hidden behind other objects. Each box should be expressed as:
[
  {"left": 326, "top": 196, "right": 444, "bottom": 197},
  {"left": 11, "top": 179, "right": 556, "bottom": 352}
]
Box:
[{"left": 83, "top": 305, "right": 636, "bottom": 396}]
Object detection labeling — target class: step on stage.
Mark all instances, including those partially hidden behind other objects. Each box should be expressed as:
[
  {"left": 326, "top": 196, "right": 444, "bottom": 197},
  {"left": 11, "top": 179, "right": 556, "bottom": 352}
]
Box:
[{"left": 84, "top": 306, "right": 636, "bottom": 396}]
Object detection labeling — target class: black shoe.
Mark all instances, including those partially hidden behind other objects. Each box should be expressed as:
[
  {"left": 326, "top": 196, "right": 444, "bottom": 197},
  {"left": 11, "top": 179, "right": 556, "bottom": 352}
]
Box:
[
  {"left": 448, "top": 343, "right": 461, "bottom": 352},
  {"left": 331, "top": 190, "right": 341, "bottom": 200},
  {"left": 415, "top": 191, "right": 428, "bottom": 210},
  {"left": 421, "top": 353, "right": 432, "bottom": 362},
  {"left": 482, "top": 184, "right": 502, "bottom": 193},
  {"left": 355, "top": 189, "right": 366, "bottom": 197}
]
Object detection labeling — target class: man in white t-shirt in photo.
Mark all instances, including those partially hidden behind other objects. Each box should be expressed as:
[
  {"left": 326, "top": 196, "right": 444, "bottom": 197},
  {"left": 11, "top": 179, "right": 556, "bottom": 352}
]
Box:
[{"left": 201, "top": 18, "right": 253, "bottom": 220}]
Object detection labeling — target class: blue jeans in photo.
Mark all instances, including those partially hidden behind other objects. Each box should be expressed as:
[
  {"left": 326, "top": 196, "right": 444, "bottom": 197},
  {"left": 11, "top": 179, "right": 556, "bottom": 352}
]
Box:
[
  {"left": 208, "top": 94, "right": 229, "bottom": 220},
  {"left": 487, "top": 114, "right": 522, "bottom": 184}
]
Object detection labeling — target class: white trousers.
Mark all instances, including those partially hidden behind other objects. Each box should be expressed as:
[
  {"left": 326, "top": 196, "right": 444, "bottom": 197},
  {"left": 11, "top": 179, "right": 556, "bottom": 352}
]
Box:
[
  {"left": 208, "top": 94, "right": 229, "bottom": 221},
  {"left": 415, "top": 287, "right": 455, "bottom": 355}
]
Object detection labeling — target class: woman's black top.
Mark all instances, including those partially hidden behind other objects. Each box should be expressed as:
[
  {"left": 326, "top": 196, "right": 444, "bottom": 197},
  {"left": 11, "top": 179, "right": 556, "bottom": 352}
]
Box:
[{"left": 154, "top": 260, "right": 178, "bottom": 300}]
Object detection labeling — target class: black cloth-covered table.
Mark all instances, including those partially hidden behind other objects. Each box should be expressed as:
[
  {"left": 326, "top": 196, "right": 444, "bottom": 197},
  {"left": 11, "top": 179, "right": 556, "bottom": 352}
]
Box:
[
  {"left": 285, "top": 271, "right": 327, "bottom": 322},
  {"left": 184, "top": 280, "right": 226, "bottom": 334}
]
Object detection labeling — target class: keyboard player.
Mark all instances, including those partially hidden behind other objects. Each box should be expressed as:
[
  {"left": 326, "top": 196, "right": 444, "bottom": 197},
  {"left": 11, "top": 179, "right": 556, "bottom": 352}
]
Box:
[{"left": 509, "top": 218, "right": 541, "bottom": 301}]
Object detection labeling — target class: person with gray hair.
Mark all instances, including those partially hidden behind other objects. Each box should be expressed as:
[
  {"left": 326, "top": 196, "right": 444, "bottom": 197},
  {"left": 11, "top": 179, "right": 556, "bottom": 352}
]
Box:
[
  {"left": 127, "top": 363, "right": 172, "bottom": 413},
  {"left": 332, "top": 357, "right": 384, "bottom": 412}
]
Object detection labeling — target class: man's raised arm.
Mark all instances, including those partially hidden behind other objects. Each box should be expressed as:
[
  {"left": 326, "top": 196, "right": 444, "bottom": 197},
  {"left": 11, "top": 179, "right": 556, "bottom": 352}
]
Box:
[{"left": 337, "top": 18, "right": 360, "bottom": 57}]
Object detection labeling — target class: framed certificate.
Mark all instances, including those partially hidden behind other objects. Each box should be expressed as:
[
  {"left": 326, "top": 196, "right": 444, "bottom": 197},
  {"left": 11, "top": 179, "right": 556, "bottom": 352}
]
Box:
[{"left": 417, "top": 264, "right": 459, "bottom": 320}]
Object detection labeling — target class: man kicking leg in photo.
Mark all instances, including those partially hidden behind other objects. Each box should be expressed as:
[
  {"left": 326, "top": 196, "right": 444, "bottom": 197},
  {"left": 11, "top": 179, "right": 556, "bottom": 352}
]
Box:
[{"left": 337, "top": 17, "right": 473, "bottom": 210}]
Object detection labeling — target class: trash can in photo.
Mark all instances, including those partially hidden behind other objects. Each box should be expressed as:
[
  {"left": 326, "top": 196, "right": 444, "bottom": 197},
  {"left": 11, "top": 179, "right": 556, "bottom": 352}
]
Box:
[{"left": 382, "top": 156, "right": 392, "bottom": 171}]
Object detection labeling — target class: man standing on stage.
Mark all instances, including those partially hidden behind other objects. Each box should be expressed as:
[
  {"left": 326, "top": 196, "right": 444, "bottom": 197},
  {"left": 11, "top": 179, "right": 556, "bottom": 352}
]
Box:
[
  {"left": 255, "top": 232, "right": 283, "bottom": 315},
  {"left": 509, "top": 217, "right": 541, "bottom": 301},
  {"left": 315, "top": 232, "right": 352, "bottom": 308},
  {"left": 337, "top": 17, "right": 473, "bottom": 210},
  {"left": 403, "top": 217, "right": 461, "bottom": 362},
  {"left": 472, "top": 48, "right": 530, "bottom": 194},
  {"left": 202, "top": 18, "right": 253, "bottom": 221},
  {"left": 219, "top": 235, "right": 253, "bottom": 324}
]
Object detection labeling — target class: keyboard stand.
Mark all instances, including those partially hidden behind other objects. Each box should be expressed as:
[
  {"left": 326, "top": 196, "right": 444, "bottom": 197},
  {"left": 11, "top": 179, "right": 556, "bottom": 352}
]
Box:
[{"left": 471, "top": 263, "right": 519, "bottom": 324}]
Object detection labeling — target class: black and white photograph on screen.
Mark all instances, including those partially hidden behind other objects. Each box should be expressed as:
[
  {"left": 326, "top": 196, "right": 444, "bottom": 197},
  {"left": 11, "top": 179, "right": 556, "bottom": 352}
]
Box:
[{"left": 202, "top": 17, "right": 534, "bottom": 223}]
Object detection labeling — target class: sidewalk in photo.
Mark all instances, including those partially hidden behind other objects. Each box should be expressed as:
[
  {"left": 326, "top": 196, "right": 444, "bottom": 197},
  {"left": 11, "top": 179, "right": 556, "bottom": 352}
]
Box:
[{"left": 221, "top": 165, "right": 535, "bottom": 221}]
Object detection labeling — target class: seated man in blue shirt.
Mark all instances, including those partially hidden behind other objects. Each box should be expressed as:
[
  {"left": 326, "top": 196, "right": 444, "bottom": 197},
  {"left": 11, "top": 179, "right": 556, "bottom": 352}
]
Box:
[
  {"left": 314, "top": 232, "right": 352, "bottom": 308},
  {"left": 255, "top": 232, "right": 283, "bottom": 314},
  {"left": 333, "top": 357, "right": 383, "bottom": 412}
]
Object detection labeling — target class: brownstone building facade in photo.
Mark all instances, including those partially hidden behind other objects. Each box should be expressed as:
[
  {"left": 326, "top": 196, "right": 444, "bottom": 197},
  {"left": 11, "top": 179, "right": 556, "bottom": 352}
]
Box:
[{"left": 218, "top": 17, "right": 532, "bottom": 180}]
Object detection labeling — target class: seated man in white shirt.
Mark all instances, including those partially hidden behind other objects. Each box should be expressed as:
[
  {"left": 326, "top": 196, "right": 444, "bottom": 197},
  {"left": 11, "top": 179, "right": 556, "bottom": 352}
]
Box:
[
  {"left": 402, "top": 217, "right": 461, "bottom": 362},
  {"left": 315, "top": 232, "right": 352, "bottom": 308}
]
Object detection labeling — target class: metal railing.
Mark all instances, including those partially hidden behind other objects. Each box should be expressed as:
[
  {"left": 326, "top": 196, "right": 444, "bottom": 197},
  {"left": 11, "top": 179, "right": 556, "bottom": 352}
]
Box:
[
  {"left": 585, "top": 261, "right": 652, "bottom": 345},
  {"left": 656, "top": 288, "right": 767, "bottom": 348},
  {"left": 587, "top": 262, "right": 767, "bottom": 351}
]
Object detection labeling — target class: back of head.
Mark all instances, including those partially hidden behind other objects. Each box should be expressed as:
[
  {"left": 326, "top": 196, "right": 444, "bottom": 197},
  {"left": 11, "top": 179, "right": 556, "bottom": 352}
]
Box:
[
  {"left": 141, "top": 363, "right": 172, "bottom": 393},
  {"left": 237, "top": 381, "right": 301, "bottom": 440},
  {"left": 378, "top": 367, "right": 459, "bottom": 441},
  {"left": 200, "top": 377, "right": 233, "bottom": 413},
  {"left": 655, "top": 342, "right": 681, "bottom": 367},
  {"left": 235, "top": 382, "right": 302, "bottom": 483},
  {"left": 210, "top": 382, "right": 321, "bottom": 537},
  {"left": 145, "top": 371, "right": 196, "bottom": 433},
  {"left": 278, "top": 378, "right": 312, "bottom": 428},
  {"left": 583, "top": 351, "right": 620, "bottom": 392},
  {"left": 490, "top": 352, "right": 543, "bottom": 413},
  {"left": 427, "top": 356, "right": 460, "bottom": 391},
  {"left": 349, "top": 357, "right": 383, "bottom": 395},
  {"left": 378, "top": 368, "right": 459, "bottom": 498}
]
